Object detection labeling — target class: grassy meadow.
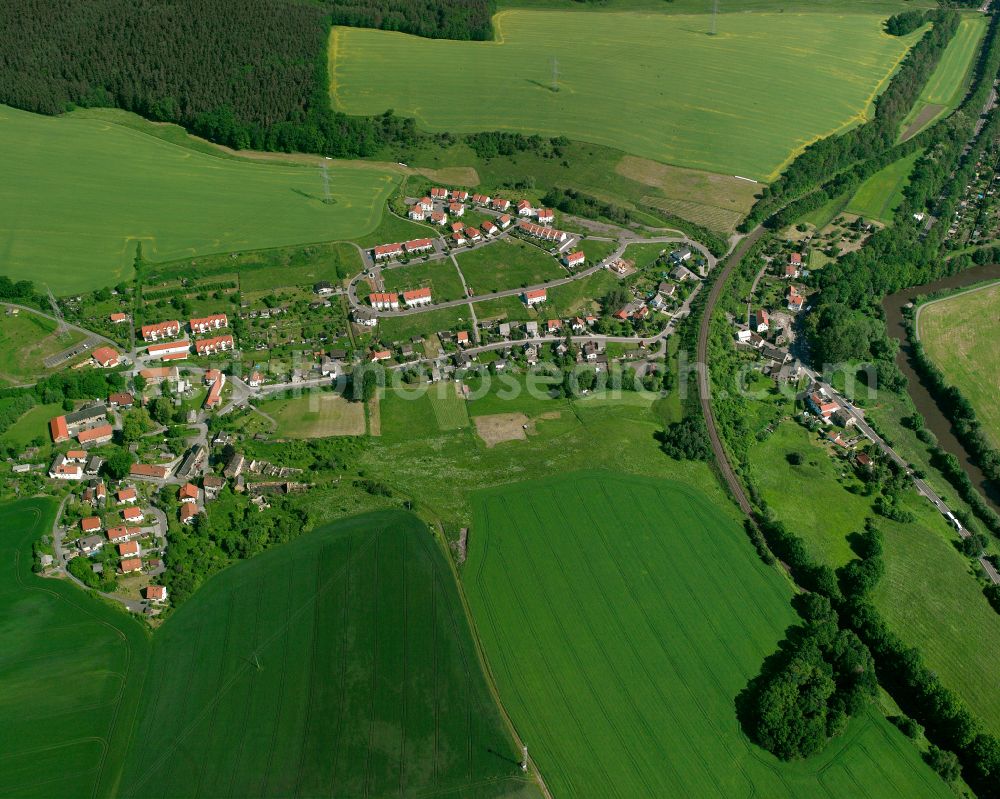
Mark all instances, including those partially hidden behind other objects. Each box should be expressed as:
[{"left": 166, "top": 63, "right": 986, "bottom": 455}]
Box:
[
  {"left": 0, "top": 309, "right": 86, "bottom": 386},
  {"left": 331, "top": 10, "right": 922, "bottom": 180},
  {"left": 464, "top": 471, "right": 951, "bottom": 798},
  {"left": 0, "top": 105, "right": 399, "bottom": 293},
  {"left": 0, "top": 498, "right": 150, "bottom": 799},
  {"left": 258, "top": 392, "right": 366, "bottom": 438},
  {"left": 918, "top": 282, "right": 1000, "bottom": 447},
  {"left": 381, "top": 259, "right": 467, "bottom": 302},
  {"left": 846, "top": 149, "right": 922, "bottom": 223},
  {"left": 749, "top": 420, "right": 1000, "bottom": 735},
  {"left": 119, "top": 510, "right": 537, "bottom": 799},
  {"left": 457, "top": 238, "right": 564, "bottom": 294},
  {"left": 900, "top": 14, "right": 987, "bottom": 139}
]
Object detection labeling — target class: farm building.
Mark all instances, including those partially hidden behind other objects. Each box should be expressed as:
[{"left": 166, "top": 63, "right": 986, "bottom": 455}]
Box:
[
  {"left": 130, "top": 463, "right": 170, "bottom": 481},
  {"left": 48, "top": 453, "right": 83, "bottom": 480},
  {"left": 78, "top": 424, "right": 113, "bottom": 446}
]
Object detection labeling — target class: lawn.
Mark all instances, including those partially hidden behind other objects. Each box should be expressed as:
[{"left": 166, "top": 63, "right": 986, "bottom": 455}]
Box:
[
  {"left": 457, "top": 238, "right": 564, "bottom": 294},
  {"left": 259, "top": 391, "right": 366, "bottom": 438},
  {"left": 381, "top": 259, "right": 467, "bottom": 302},
  {"left": 544, "top": 270, "right": 618, "bottom": 317},
  {"left": 0, "top": 401, "right": 64, "bottom": 449},
  {"left": 899, "top": 14, "right": 987, "bottom": 140},
  {"left": 0, "top": 104, "right": 399, "bottom": 293},
  {"left": 118, "top": 510, "right": 538, "bottom": 799},
  {"left": 331, "top": 10, "right": 923, "bottom": 180},
  {"left": 0, "top": 498, "right": 150, "bottom": 799},
  {"left": 464, "top": 471, "right": 951, "bottom": 798},
  {"left": 845, "top": 149, "right": 923, "bottom": 223},
  {"left": 918, "top": 281, "right": 1000, "bottom": 448},
  {"left": 377, "top": 305, "right": 471, "bottom": 342},
  {"left": 0, "top": 309, "right": 86, "bottom": 386},
  {"left": 749, "top": 420, "right": 1000, "bottom": 735}
]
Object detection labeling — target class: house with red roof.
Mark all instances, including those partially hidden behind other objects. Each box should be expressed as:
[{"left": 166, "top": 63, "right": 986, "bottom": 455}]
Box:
[
  {"left": 430, "top": 187, "right": 448, "bottom": 200},
  {"left": 369, "top": 293, "right": 399, "bottom": 311},
  {"left": 451, "top": 221, "right": 465, "bottom": 234},
  {"left": 147, "top": 340, "right": 190, "bottom": 360},
  {"left": 564, "top": 251, "right": 585, "bottom": 268},
  {"left": 179, "top": 503, "right": 199, "bottom": 525},
  {"left": 140, "top": 320, "right": 181, "bottom": 342},
  {"left": 194, "top": 335, "right": 234, "bottom": 356},
  {"left": 430, "top": 211, "right": 447, "bottom": 225},
  {"left": 146, "top": 585, "right": 168, "bottom": 603},
  {"left": 122, "top": 506, "right": 144, "bottom": 523},
  {"left": 118, "top": 540, "right": 140, "bottom": 558},
  {"left": 108, "top": 392, "right": 133, "bottom": 409},
  {"left": 91, "top": 347, "right": 120, "bottom": 368},
  {"left": 370, "top": 349, "right": 392, "bottom": 362},
  {"left": 373, "top": 243, "right": 404, "bottom": 260},
  {"left": 472, "top": 193, "right": 492, "bottom": 206},
  {"left": 451, "top": 189, "right": 469, "bottom": 202},
  {"left": 481, "top": 220, "right": 498, "bottom": 236},
  {"left": 205, "top": 373, "right": 225, "bottom": 409},
  {"left": 808, "top": 390, "right": 839, "bottom": 423},
  {"left": 498, "top": 214, "right": 512, "bottom": 229},
  {"left": 465, "top": 227, "right": 482, "bottom": 242},
  {"left": 492, "top": 198, "right": 511, "bottom": 212},
  {"left": 118, "top": 487, "right": 138, "bottom": 504},
  {"left": 752, "top": 309, "right": 769, "bottom": 333},
  {"left": 402, "top": 287, "right": 432, "bottom": 307},
  {"left": 107, "top": 524, "right": 141, "bottom": 544},
  {"left": 190, "top": 313, "right": 228, "bottom": 335},
  {"left": 119, "top": 557, "right": 142, "bottom": 574},
  {"left": 449, "top": 202, "right": 465, "bottom": 217},
  {"left": 110, "top": 312, "right": 129, "bottom": 324},
  {"left": 130, "top": 463, "right": 170, "bottom": 481},
  {"left": 788, "top": 286, "right": 805, "bottom": 312},
  {"left": 536, "top": 208, "right": 554, "bottom": 225},
  {"left": 522, "top": 288, "right": 547, "bottom": 306},
  {"left": 80, "top": 516, "right": 101, "bottom": 533},
  {"left": 179, "top": 482, "right": 199, "bottom": 503},
  {"left": 547, "top": 319, "right": 562, "bottom": 334},
  {"left": 404, "top": 238, "right": 434, "bottom": 254},
  {"left": 408, "top": 204, "right": 425, "bottom": 221},
  {"left": 456, "top": 330, "right": 469, "bottom": 346},
  {"left": 517, "top": 200, "right": 533, "bottom": 216},
  {"left": 50, "top": 416, "right": 70, "bottom": 443},
  {"left": 452, "top": 232, "right": 467, "bottom": 246},
  {"left": 78, "top": 424, "right": 113, "bottom": 446}
]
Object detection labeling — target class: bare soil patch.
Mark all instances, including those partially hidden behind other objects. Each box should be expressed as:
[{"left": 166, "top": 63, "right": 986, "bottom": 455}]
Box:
[
  {"left": 473, "top": 413, "right": 531, "bottom": 447},
  {"left": 367, "top": 395, "right": 381, "bottom": 436},
  {"left": 901, "top": 104, "right": 945, "bottom": 143}
]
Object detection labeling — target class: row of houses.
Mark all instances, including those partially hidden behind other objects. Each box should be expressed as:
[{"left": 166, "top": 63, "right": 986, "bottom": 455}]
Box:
[
  {"left": 146, "top": 334, "right": 235, "bottom": 361},
  {"left": 517, "top": 220, "right": 569, "bottom": 244},
  {"left": 49, "top": 449, "right": 105, "bottom": 480},
  {"left": 138, "top": 313, "right": 228, "bottom": 342},
  {"left": 372, "top": 237, "right": 435, "bottom": 261},
  {"left": 368, "top": 287, "right": 432, "bottom": 311}
]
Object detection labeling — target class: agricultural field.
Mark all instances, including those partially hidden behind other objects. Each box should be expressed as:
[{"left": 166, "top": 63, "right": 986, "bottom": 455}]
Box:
[
  {"left": 917, "top": 282, "right": 1000, "bottom": 447},
  {"left": 119, "top": 510, "right": 535, "bottom": 798},
  {"left": 0, "top": 105, "right": 399, "bottom": 293},
  {"left": 0, "top": 309, "right": 86, "bottom": 386},
  {"left": 464, "top": 472, "right": 951, "bottom": 798},
  {"left": 457, "top": 238, "right": 564, "bottom": 294},
  {"left": 331, "top": 10, "right": 923, "bottom": 180},
  {"left": 258, "top": 391, "right": 366, "bottom": 438},
  {"left": 749, "top": 420, "right": 1000, "bottom": 735},
  {"left": 900, "top": 14, "right": 987, "bottom": 141},
  {"left": 845, "top": 149, "right": 922, "bottom": 223},
  {"left": 381, "top": 259, "right": 467, "bottom": 303},
  {"left": 0, "top": 498, "right": 150, "bottom": 799}
]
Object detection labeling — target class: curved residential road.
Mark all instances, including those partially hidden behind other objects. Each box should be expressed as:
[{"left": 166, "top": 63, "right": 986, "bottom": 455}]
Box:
[
  {"left": 696, "top": 226, "right": 766, "bottom": 518},
  {"left": 348, "top": 235, "right": 715, "bottom": 317}
]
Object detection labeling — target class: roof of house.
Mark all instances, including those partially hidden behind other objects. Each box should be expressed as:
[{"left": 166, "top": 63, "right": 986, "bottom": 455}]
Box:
[
  {"left": 404, "top": 238, "right": 433, "bottom": 250},
  {"left": 78, "top": 424, "right": 113, "bottom": 444},
  {"left": 147, "top": 340, "right": 191, "bottom": 355},
  {"left": 108, "top": 392, "right": 133, "bottom": 406},
  {"left": 118, "top": 541, "right": 140, "bottom": 557},
  {"left": 81, "top": 516, "right": 101, "bottom": 532},
  {"left": 92, "top": 346, "right": 119, "bottom": 364},
  {"left": 523, "top": 289, "right": 547, "bottom": 300},
  {"left": 146, "top": 585, "right": 167, "bottom": 600},
  {"left": 403, "top": 287, "right": 432, "bottom": 301},
  {"left": 369, "top": 292, "right": 397, "bottom": 304},
  {"left": 122, "top": 506, "right": 143, "bottom": 520},
  {"left": 120, "top": 557, "right": 142, "bottom": 572},
  {"left": 179, "top": 503, "right": 198, "bottom": 521},
  {"left": 118, "top": 488, "right": 137, "bottom": 502},
  {"left": 190, "top": 313, "right": 228, "bottom": 328},
  {"left": 131, "top": 463, "right": 169, "bottom": 479},
  {"left": 140, "top": 320, "right": 179, "bottom": 336},
  {"left": 194, "top": 335, "right": 234, "bottom": 354},
  {"left": 179, "top": 483, "right": 199, "bottom": 500},
  {"left": 373, "top": 242, "right": 403, "bottom": 256},
  {"left": 50, "top": 416, "right": 69, "bottom": 441}
]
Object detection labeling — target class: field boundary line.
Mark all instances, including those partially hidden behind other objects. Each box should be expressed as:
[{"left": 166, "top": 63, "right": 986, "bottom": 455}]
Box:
[{"left": 912, "top": 278, "right": 1000, "bottom": 341}]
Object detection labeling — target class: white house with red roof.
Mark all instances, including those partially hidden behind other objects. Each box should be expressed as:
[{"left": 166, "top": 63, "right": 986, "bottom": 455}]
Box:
[
  {"left": 402, "top": 287, "right": 432, "bottom": 307},
  {"left": 118, "top": 540, "right": 140, "bottom": 558},
  {"left": 418, "top": 196, "right": 434, "bottom": 211},
  {"left": 373, "top": 243, "right": 404, "bottom": 260},
  {"left": 449, "top": 202, "right": 465, "bottom": 217},
  {"left": 81, "top": 516, "right": 102, "bottom": 533},
  {"left": 430, "top": 211, "right": 447, "bottom": 225},
  {"left": 408, "top": 204, "right": 425, "bottom": 221},
  {"left": 110, "top": 312, "right": 129, "bottom": 324},
  {"left": 451, "top": 189, "right": 469, "bottom": 202},
  {"left": 452, "top": 232, "right": 467, "bottom": 247},
  {"left": 189, "top": 313, "right": 228, "bottom": 335},
  {"left": 122, "top": 506, "right": 144, "bottom": 523},
  {"left": 404, "top": 238, "right": 434, "bottom": 254},
  {"left": 564, "top": 251, "right": 585, "bottom": 268},
  {"left": 179, "top": 482, "right": 199, "bottom": 503},
  {"left": 120, "top": 557, "right": 143, "bottom": 574},
  {"left": 369, "top": 293, "right": 399, "bottom": 311},
  {"left": 194, "top": 335, "right": 234, "bottom": 356},
  {"left": 517, "top": 199, "right": 533, "bottom": 216},
  {"left": 808, "top": 389, "right": 839, "bottom": 423},
  {"left": 107, "top": 524, "right": 141, "bottom": 544},
  {"left": 536, "top": 208, "right": 554, "bottom": 225},
  {"left": 481, "top": 220, "right": 498, "bottom": 236},
  {"left": 370, "top": 349, "right": 392, "bottom": 362},
  {"left": 147, "top": 340, "right": 190, "bottom": 359},
  {"left": 465, "top": 227, "right": 482, "bottom": 242},
  {"left": 450, "top": 221, "right": 465, "bottom": 234},
  {"left": 522, "top": 288, "right": 547, "bottom": 306},
  {"left": 430, "top": 187, "right": 448, "bottom": 200},
  {"left": 492, "top": 198, "right": 511, "bottom": 212},
  {"left": 118, "top": 487, "right": 138, "bottom": 504},
  {"left": 498, "top": 214, "right": 512, "bottom": 229},
  {"left": 472, "top": 193, "right": 492, "bottom": 206},
  {"left": 146, "top": 585, "right": 168, "bottom": 603},
  {"left": 91, "top": 347, "right": 120, "bottom": 368},
  {"left": 456, "top": 330, "right": 469, "bottom": 346},
  {"left": 752, "top": 308, "right": 769, "bottom": 333},
  {"left": 788, "top": 286, "right": 805, "bottom": 312},
  {"left": 140, "top": 320, "right": 181, "bottom": 342}
]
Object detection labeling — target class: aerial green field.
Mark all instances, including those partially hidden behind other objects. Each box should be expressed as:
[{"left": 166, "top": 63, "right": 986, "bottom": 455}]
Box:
[
  {"left": 900, "top": 14, "right": 987, "bottom": 140},
  {"left": 382, "top": 259, "right": 467, "bottom": 302},
  {"left": 749, "top": 421, "right": 1000, "bottom": 734},
  {"left": 918, "top": 282, "right": 1000, "bottom": 447},
  {"left": 0, "top": 309, "right": 86, "bottom": 386},
  {"left": 464, "top": 471, "right": 951, "bottom": 798},
  {"left": 119, "top": 510, "right": 537, "bottom": 799},
  {"left": 846, "top": 149, "right": 922, "bottom": 223},
  {"left": 0, "top": 498, "right": 150, "bottom": 799},
  {"left": 457, "top": 238, "right": 564, "bottom": 294},
  {"left": 0, "top": 105, "right": 399, "bottom": 293},
  {"left": 330, "top": 10, "right": 922, "bottom": 180},
  {"left": 258, "top": 391, "right": 366, "bottom": 438},
  {"left": 0, "top": 401, "right": 64, "bottom": 450}
]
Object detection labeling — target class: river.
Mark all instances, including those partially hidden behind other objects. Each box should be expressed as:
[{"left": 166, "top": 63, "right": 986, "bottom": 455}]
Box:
[{"left": 882, "top": 263, "right": 1000, "bottom": 512}]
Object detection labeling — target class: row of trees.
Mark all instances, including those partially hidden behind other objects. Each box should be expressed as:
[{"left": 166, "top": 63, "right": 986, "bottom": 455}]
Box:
[{"left": 328, "top": 0, "right": 495, "bottom": 40}]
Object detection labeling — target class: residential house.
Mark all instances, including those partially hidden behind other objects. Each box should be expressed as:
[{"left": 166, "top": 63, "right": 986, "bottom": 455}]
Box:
[
  {"left": 456, "top": 330, "right": 469, "bottom": 346},
  {"left": 91, "top": 346, "right": 120, "bottom": 368},
  {"left": 402, "top": 287, "right": 432, "bottom": 307},
  {"left": 122, "top": 506, "right": 144, "bottom": 523},
  {"left": 670, "top": 246, "right": 692, "bottom": 263},
  {"left": 671, "top": 264, "right": 697, "bottom": 282},
  {"left": 492, "top": 198, "right": 511, "bottom": 212},
  {"left": 179, "top": 483, "right": 199, "bottom": 503},
  {"left": 79, "top": 535, "right": 104, "bottom": 555},
  {"left": 110, "top": 312, "right": 129, "bottom": 324},
  {"left": 313, "top": 281, "right": 334, "bottom": 295},
  {"left": 547, "top": 319, "right": 562, "bottom": 334},
  {"left": 408, "top": 204, "right": 425, "bottom": 221},
  {"left": 189, "top": 313, "right": 228, "bottom": 335},
  {"left": 373, "top": 243, "right": 404, "bottom": 260},
  {"left": 536, "top": 208, "right": 554, "bottom": 225},
  {"left": 146, "top": 585, "right": 168, "bottom": 603},
  {"left": 452, "top": 232, "right": 467, "bottom": 247},
  {"left": 564, "top": 251, "right": 585, "bottom": 268},
  {"left": 194, "top": 335, "right": 234, "bottom": 356},
  {"left": 107, "top": 524, "right": 141, "bottom": 544},
  {"left": 140, "top": 320, "right": 181, "bottom": 342},
  {"left": 179, "top": 503, "right": 199, "bottom": 525},
  {"left": 518, "top": 221, "right": 568, "bottom": 244},
  {"left": 80, "top": 516, "right": 101, "bottom": 534},
  {"left": 204, "top": 372, "right": 225, "bottom": 409},
  {"left": 119, "top": 557, "right": 142, "bottom": 574},
  {"left": 404, "top": 238, "right": 434, "bottom": 254},
  {"left": 321, "top": 357, "right": 340, "bottom": 377},
  {"left": 465, "top": 226, "right": 482, "bottom": 242},
  {"left": 108, "top": 392, "right": 134, "bottom": 409},
  {"left": 48, "top": 454, "right": 82, "bottom": 480},
  {"left": 203, "top": 475, "right": 225, "bottom": 500},
  {"left": 788, "top": 286, "right": 805, "bottom": 312},
  {"left": 248, "top": 371, "right": 265, "bottom": 387},
  {"left": 481, "top": 220, "right": 498, "bottom": 237},
  {"left": 418, "top": 196, "right": 434, "bottom": 211},
  {"left": 118, "top": 540, "right": 140, "bottom": 558},
  {"left": 429, "top": 211, "right": 447, "bottom": 225},
  {"left": 472, "top": 193, "right": 492, "bottom": 206},
  {"left": 370, "top": 349, "right": 392, "bottom": 362},
  {"left": 130, "top": 463, "right": 170, "bottom": 481},
  {"left": 449, "top": 202, "right": 465, "bottom": 217},
  {"left": 752, "top": 308, "right": 769, "bottom": 334},
  {"left": 451, "top": 189, "right": 469, "bottom": 202},
  {"left": 521, "top": 288, "right": 547, "bottom": 306},
  {"left": 118, "top": 487, "right": 138, "bottom": 504},
  {"left": 498, "top": 214, "right": 512, "bottom": 229},
  {"left": 808, "top": 390, "right": 839, "bottom": 423},
  {"left": 430, "top": 187, "right": 448, "bottom": 201},
  {"left": 147, "top": 340, "right": 191, "bottom": 360},
  {"left": 352, "top": 308, "right": 377, "bottom": 327},
  {"left": 525, "top": 321, "right": 539, "bottom": 337},
  {"left": 138, "top": 366, "right": 179, "bottom": 384},
  {"left": 517, "top": 200, "right": 533, "bottom": 216}
]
